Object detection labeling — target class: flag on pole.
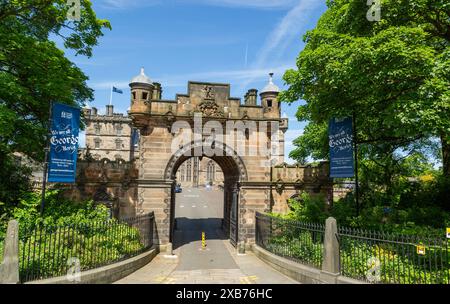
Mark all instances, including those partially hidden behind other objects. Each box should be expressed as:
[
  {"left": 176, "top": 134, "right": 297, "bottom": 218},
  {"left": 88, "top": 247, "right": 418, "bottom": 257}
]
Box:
[{"left": 112, "top": 87, "right": 123, "bottom": 94}]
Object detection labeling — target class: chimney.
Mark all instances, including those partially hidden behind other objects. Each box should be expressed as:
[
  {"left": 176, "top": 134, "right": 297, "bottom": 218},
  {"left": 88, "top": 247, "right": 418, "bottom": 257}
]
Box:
[
  {"left": 245, "top": 89, "right": 258, "bottom": 106},
  {"left": 152, "top": 82, "right": 162, "bottom": 100},
  {"left": 106, "top": 105, "right": 114, "bottom": 116},
  {"left": 82, "top": 108, "right": 91, "bottom": 117}
]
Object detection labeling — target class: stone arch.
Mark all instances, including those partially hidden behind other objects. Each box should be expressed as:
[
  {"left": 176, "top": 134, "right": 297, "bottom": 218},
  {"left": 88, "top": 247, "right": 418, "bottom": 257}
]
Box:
[
  {"left": 164, "top": 140, "right": 248, "bottom": 183},
  {"left": 164, "top": 140, "right": 247, "bottom": 245}
]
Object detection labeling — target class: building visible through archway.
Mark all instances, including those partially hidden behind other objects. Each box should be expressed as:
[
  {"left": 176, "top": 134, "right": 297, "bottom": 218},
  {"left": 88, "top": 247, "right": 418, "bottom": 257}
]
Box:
[{"left": 176, "top": 157, "right": 224, "bottom": 187}]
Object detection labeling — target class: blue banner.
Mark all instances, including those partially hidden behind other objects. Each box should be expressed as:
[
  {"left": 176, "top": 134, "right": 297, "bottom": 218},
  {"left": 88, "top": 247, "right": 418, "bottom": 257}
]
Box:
[
  {"left": 329, "top": 117, "right": 354, "bottom": 178},
  {"left": 48, "top": 103, "right": 81, "bottom": 183}
]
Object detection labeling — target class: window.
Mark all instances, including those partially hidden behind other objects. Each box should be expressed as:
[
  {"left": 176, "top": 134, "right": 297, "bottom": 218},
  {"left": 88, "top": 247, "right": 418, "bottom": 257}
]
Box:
[
  {"left": 180, "top": 169, "right": 185, "bottom": 182},
  {"left": 267, "top": 99, "right": 273, "bottom": 108},
  {"left": 94, "top": 124, "right": 100, "bottom": 135},
  {"left": 116, "top": 124, "right": 123, "bottom": 136},
  {"left": 115, "top": 139, "right": 122, "bottom": 150},
  {"left": 132, "top": 92, "right": 136, "bottom": 100},
  {"left": 142, "top": 92, "right": 148, "bottom": 100},
  {"left": 94, "top": 138, "right": 100, "bottom": 149},
  {"left": 186, "top": 160, "right": 192, "bottom": 181},
  {"left": 207, "top": 161, "right": 215, "bottom": 181}
]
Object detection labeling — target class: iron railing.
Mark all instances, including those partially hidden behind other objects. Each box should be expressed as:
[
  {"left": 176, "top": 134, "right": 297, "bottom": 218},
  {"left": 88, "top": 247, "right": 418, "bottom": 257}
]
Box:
[
  {"left": 0, "top": 234, "right": 4, "bottom": 264},
  {"left": 338, "top": 227, "right": 450, "bottom": 284},
  {"left": 255, "top": 212, "right": 325, "bottom": 269},
  {"left": 19, "top": 212, "right": 154, "bottom": 283}
]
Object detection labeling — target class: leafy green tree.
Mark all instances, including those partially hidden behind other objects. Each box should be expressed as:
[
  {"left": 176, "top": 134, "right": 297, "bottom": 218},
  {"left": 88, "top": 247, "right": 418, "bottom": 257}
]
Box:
[
  {"left": 0, "top": 1, "right": 111, "bottom": 206},
  {"left": 281, "top": 0, "right": 450, "bottom": 176}
]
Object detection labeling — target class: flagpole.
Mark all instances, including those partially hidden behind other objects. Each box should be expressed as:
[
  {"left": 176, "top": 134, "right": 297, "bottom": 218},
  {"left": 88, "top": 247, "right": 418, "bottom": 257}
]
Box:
[{"left": 109, "top": 85, "right": 113, "bottom": 106}]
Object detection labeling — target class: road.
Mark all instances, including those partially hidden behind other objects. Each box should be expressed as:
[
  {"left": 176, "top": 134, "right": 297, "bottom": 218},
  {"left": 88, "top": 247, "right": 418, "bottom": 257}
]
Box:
[{"left": 115, "top": 187, "right": 297, "bottom": 284}]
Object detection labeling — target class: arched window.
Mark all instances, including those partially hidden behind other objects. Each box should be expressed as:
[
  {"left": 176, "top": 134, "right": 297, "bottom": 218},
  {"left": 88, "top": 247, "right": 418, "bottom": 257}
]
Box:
[
  {"left": 207, "top": 161, "right": 215, "bottom": 181},
  {"left": 180, "top": 169, "right": 185, "bottom": 182},
  {"left": 186, "top": 159, "right": 192, "bottom": 181}
]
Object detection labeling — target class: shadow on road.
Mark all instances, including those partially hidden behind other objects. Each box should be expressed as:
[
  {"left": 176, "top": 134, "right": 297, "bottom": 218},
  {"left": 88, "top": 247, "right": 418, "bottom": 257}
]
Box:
[{"left": 173, "top": 217, "right": 226, "bottom": 250}]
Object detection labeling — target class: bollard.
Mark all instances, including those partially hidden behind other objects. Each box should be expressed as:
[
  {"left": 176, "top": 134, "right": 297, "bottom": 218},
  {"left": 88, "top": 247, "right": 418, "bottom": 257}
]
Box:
[{"left": 201, "top": 232, "right": 206, "bottom": 249}]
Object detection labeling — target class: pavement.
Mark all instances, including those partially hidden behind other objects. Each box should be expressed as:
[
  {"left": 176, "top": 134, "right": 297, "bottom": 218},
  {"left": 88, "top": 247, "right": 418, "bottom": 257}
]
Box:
[{"left": 115, "top": 187, "right": 298, "bottom": 284}]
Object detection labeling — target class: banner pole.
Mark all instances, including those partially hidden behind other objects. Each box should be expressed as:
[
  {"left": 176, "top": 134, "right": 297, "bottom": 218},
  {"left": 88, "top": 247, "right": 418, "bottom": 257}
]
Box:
[
  {"left": 352, "top": 112, "right": 360, "bottom": 217},
  {"left": 40, "top": 101, "right": 53, "bottom": 216}
]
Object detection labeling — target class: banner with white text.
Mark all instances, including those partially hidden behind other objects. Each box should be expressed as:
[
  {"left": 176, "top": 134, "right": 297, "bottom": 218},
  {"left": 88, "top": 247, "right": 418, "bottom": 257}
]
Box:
[
  {"left": 48, "top": 103, "right": 80, "bottom": 183},
  {"left": 329, "top": 117, "right": 354, "bottom": 178}
]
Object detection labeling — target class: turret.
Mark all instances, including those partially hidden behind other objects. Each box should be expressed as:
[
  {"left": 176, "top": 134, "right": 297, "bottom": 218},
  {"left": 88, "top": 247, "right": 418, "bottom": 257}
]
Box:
[
  {"left": 129, "top": 67, "right": 153, "bottom": 125},
  {"left": 260, "top": 73, "right": 280, "bottom": 117}
]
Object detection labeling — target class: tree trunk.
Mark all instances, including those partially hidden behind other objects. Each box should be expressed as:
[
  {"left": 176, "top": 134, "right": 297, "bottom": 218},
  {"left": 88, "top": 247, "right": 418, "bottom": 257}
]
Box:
[{"left": 441, "top": 132, "right": 450, "bottom": 177}]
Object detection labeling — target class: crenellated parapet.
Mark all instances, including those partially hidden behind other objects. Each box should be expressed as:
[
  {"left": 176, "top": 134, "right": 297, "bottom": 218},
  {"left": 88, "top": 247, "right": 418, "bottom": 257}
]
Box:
[{"left": 128, "top": 71, "right": 288, "bottom": 129}]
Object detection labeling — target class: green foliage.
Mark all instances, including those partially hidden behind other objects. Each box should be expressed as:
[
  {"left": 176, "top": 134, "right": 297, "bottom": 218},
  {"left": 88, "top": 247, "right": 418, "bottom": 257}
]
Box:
[
  {"left": 0, "top": 1, "right": 111, "bottom": 208},
  {"left": 0, "top": 190, "right": 145, "bottom": 281},
  {"left": 264, "top": 213, "right": 450, "bottom": 284},
  {"left": 281, "top": 0, "right": 450, "bottom": 230},
  {"left": 19, "top": 219, "right": 144, "bottom": 281},
  {"left": 283, "top": 192, "right": 330, "bottom": 223},
  {"left": 268, "top": 231, "right": 323, "bottom": 268}
]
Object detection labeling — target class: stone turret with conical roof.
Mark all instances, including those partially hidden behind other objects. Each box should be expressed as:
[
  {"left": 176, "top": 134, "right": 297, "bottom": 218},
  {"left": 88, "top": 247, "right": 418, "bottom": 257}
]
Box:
[
  {"left": 129, "top": 67, "right": 153, "bottom": 127},
  {"left": 260, "top": 72, "right": 281, "bottom": 118}
]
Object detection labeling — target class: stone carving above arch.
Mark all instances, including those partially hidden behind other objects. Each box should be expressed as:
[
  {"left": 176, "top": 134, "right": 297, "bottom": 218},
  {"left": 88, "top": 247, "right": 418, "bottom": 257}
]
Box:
[{"left": 196, "top": 101, "right": 224, "bottom": 118}]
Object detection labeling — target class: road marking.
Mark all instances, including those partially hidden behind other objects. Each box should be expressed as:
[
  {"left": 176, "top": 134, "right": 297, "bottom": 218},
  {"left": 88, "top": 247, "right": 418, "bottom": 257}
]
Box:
[
  {"left": 239, "top": 276, "right": 258, "bottom": 284},
  {"left": 180, "top": 205, "right": 185, "bottom": 208},
  {"left": 203, "top": 205, "right": 208, "bottom": 208},
  {"left": 192, "top": 205, "right": 196, "bottom": 208}
]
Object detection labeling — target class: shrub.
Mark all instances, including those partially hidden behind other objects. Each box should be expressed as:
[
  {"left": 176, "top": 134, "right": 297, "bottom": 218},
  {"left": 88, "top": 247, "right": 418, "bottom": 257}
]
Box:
[{"left": 0, "top": 190, "right": 146, "bottom": 282}]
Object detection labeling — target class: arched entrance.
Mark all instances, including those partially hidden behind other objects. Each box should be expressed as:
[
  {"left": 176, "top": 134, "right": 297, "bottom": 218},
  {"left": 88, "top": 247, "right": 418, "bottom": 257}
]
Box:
[{"left": 165, "top": 140, "right": 248, "bottom": 246}]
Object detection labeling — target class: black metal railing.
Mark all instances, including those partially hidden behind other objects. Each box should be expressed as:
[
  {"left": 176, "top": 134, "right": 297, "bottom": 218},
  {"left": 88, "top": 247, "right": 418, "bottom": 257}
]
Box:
[
  {"left": 255, "top": 213, "right": 450, "bottom": 284},
  {"left": 19, "top": 212, "right": 154, "bottom": 283},
  {"left": 255, "top": 212, "right": 325, "bottom": 269},
  {"left": 338, "top": 227, "right": 450, "bottom": 284},
  {"left": 0, "top": 234, "right": 4, "bottom": 264}
]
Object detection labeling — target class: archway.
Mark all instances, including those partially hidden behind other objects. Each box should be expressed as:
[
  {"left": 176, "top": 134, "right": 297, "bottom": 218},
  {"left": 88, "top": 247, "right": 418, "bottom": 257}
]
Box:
[{"left": 165, "top": 140, "right": 248, "bottom": 246}]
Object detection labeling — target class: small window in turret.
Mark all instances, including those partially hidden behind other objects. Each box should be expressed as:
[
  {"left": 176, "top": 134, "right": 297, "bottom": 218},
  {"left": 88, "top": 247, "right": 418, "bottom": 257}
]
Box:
[
  {"left": 132, "top": 92, "right": 136, "bottom": 100},
  {"left": 142, "top": 92, "right": 148, "bottom": 100},
  {"left": 267, "top": 99, "right": 273, "bottom": 107}
]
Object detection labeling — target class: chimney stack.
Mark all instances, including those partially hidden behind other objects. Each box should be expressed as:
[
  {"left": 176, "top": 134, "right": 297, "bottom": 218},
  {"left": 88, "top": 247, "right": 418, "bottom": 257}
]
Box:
[
  {"left": 245, "top": 89, "right": 258, "bottom": 106},
  {"left": 106, "top": 105, "right": 114, "bottom": 116},
  {"left": 152, "top": 82, "right": 162, "bottom": 100}
]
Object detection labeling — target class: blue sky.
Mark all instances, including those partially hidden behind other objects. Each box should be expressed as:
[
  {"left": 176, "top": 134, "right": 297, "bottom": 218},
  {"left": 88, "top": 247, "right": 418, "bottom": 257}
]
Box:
[{"left": 69, "top": 0, "right": 328, "bottom": 163}]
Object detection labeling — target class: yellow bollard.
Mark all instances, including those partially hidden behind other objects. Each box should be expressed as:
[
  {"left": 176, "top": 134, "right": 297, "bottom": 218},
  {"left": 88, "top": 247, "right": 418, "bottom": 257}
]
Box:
[{"left": 202, "top": 232, "right": 206, "bottom": 249}]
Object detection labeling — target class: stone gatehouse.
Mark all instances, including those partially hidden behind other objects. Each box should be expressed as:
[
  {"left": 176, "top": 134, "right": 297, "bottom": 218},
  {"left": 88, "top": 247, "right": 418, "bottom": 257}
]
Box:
[{"left": 70, "top": 68, "right": 332, "bottom": 248}]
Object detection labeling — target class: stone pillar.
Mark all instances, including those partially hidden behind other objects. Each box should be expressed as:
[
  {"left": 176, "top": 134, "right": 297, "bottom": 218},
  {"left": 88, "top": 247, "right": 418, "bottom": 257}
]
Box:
[
  {"left": 320, "top": 217, "right": 340, "bottom": 283},
  {"left": 0, "top": 220, "right": 20, "bottom": 284}
]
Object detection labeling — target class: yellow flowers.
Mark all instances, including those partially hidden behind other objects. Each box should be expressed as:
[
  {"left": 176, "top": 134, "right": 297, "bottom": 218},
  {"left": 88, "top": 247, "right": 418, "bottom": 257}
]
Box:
[{"left": 374, "top": 245, "right": 397, "bottom": 261}]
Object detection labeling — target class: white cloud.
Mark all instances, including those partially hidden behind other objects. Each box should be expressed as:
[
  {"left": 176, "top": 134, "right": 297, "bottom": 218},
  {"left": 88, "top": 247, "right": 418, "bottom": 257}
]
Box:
[
  {"left": 99, "top": 0, "right": 162, "bottom": 9},
  {"left": 90, "top": 64, "right": 294, "bottom": 91},
  {"left": 195, "top": 0, "right": 297, "bottom": 9},
  {"left": 99, "top": 0, "right": 297, "bottom": 10},
  {"left": 240, "top": 0, "right": 324, "bottom": 90}
]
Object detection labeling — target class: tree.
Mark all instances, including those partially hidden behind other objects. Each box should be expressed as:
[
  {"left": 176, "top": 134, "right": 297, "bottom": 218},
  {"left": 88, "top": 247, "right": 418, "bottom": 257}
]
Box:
[
  {"left": 0, "top": 1, "right": 111, "bottom": 206},
  {"left": 281, "top": 0, "right": 450, "bottom": 176}
]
